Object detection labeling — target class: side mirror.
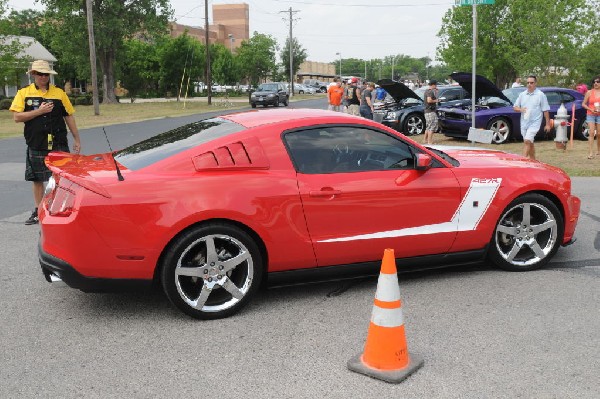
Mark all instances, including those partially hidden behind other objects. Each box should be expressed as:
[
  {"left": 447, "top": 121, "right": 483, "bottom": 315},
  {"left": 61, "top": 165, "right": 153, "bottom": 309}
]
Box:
[
  {"left": 415, "top": 153, "right": 432, "bottom": 171},
  {"left": 439, "top": 96, "right": 447, "bottom": 101}
]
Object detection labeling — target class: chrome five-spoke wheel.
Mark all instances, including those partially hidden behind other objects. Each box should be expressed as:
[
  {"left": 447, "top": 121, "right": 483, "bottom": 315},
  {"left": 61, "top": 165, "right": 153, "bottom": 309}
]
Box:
[
  {"left": 488, "top": 117, "right": 511, "bottom": 144},
  {"left": 489, "top": 194, "right": 563, "bottom": 271},
  {"left": 162, "top": 223, "right": 263, "bottom": 319}
]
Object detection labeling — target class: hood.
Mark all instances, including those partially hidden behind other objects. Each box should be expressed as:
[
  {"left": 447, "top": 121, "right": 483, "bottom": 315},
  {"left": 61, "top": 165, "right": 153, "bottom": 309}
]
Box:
[
  {"left": 376, "top": 79, "right": 422, "bottom": 103},
  {"left": 429, "top": 145, "right": 565, "bottom": 171},
  {"left": 450, "top": 72, "right": 511, "bottom": 103}
]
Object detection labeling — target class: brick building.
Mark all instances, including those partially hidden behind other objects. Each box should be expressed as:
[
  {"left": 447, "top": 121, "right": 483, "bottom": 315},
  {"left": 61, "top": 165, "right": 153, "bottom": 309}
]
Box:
[{"left": 170, "top": 3, "right": 249, "bottom": 51}]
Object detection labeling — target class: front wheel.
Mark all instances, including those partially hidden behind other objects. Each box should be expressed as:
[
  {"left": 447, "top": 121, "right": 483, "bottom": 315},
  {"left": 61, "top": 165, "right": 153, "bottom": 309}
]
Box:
[
  {"left": 487, "top": 117, "right": 511, "bottom": 144},
  {"left": 488, "top": 194, "right": 563, "bottom": 272},
  {"left": 283, "top": 96, "right": 289, "bottom": 106},
  {"left": 273, "top": 98, "right": 279, "bottom": 107},
  {"left": 161, "top": 223, "right": 263, "bottom": 319},
  {"left": 402, "top": 113, "right": 425, "bottom": 136}
]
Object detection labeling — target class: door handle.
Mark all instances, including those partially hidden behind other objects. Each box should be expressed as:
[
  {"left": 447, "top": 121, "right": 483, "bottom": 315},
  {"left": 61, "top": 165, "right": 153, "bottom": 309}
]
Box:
[{"left": 309, "top": 189, "right": 342, "bottom": 197}]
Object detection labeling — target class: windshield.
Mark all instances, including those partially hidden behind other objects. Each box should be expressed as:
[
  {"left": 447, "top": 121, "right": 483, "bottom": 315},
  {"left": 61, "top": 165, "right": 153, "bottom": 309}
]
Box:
[
  {"left": 114, "top": 118, "right": 244, "bottom": 170},
  {"left": 414, "top": 87, "right": 426, "bottom": 101},
  {"left": 258, "top": 84, "right": 278, "bottom": 92},
  {"left": 502, "top": 87, "right": 525, "bottom": 104}
]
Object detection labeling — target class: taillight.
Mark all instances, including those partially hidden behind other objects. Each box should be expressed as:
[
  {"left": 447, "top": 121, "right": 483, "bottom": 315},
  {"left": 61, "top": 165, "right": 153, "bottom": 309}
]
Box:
[{"left": 47, "top": 180, "right": 77, "bottom": 217}]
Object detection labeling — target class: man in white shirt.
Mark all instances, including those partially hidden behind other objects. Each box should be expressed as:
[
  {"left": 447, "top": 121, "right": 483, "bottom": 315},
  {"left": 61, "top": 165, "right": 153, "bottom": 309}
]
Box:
[{"left": 513, "top": 75, "right": 550, "bottom": 160}]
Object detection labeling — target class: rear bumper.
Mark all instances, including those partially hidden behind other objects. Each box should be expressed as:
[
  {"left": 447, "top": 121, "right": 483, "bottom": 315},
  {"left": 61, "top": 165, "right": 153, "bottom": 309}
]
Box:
[{"left": 38, "top": 240, "right": 152, "bottom": 292}]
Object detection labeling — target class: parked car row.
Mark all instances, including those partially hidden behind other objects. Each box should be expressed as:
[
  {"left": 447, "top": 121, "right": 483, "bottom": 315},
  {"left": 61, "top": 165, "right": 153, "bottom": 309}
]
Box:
[
  {"left": 438, "top": 72, "right": 589, "bottom": 144},
  {"left": 374, "top": 73, "right": 589, "bottom": 144}
]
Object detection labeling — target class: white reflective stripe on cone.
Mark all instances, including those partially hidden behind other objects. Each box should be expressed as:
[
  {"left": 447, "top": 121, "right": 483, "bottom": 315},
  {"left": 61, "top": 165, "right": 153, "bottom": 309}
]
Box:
[
  {"left": 371, "top": 305, "right": 404, "bottom": 328},
  {"left": 375, "top": 273, "right": 401, "bottom": 302}
]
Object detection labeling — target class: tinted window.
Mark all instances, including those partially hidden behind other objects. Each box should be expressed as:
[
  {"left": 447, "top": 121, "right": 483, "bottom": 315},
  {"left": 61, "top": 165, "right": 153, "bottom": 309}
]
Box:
[
  {"left": 560, "top": 92, "right": 575, "bottom": 103},
  {"left": 115, "top": 119, "right": 243, "bottom": 170},
  {"left": 258, "top": 84, "right": 278, "bottom": 91},
  {"left": 545, "top": 91, "right": 562, "bottom": 106},
  {"left": 284, "top": 126, "right": 419, "bottom": 174}
]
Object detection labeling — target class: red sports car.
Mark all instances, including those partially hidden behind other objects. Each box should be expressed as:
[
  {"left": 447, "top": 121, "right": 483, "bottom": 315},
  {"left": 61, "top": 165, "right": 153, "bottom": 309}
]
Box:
[{"left": 39, "top": 109, "right": 580, "bottom": 319}]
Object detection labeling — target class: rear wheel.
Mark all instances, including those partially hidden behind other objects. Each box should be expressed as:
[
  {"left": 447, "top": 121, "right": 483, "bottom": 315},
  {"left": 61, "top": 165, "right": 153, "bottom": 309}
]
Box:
[
  {"left": 402, "top": 113, "right": 425, "bottom": 136},
  {"left": 487, "top": 117, "right": 511, "bottom": 144},
  {"left": 488, "top": 194, "right": 563, "bottom": 272},
  {"left": 576, "top": 120, "right": 589, "bottom": 140},
  {"left": 161, "top": 223, "right": 263, "bottom": 319}
]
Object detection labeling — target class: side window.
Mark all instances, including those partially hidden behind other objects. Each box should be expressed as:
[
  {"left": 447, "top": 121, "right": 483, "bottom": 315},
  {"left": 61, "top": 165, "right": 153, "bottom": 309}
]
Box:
[
  {"left": 560, "top": 92, "right": 575, "bottom": 104},
  {"left": 545, "top": 91, "right": 562, "bottom": 106},
  {"left": 284, "top": 127, "right": 416, "bottom": 174}
]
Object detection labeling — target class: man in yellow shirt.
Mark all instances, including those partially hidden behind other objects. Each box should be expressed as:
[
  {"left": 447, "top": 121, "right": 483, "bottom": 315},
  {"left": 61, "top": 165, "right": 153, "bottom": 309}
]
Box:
[{"left": 10, "top": 60, "right": 81, "bottom": 225}]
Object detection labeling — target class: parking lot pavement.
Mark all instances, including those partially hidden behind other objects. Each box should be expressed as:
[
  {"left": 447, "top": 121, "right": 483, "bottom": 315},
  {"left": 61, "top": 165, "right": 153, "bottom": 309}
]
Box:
[{"left": 0, "top": 180, "right": 598, "bottom": 398}]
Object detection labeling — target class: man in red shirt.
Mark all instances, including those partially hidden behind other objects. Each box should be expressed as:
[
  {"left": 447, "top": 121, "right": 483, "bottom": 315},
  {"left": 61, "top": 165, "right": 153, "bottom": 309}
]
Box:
[{"left": 327, "top": 78, "right": 344, "bottom": 112}]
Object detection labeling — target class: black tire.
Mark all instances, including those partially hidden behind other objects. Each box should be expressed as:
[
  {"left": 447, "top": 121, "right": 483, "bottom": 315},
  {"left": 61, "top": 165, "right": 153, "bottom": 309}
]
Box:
[
  {"left": 283, "top": 96, "right": 289, "bottom": 106},
  {"left": 487, "top": 117, "right": 512, "bottom": 144},
  {"left": 576, "top": 120, "right": 589, "bottom": 140},
  {"left": 488, "top": 194, "right": 563, "bottom": 272},
  {"left": 402, "top": 113, "right": 425, "bottom": 136},
  {"left": 251, "top": 103, "right": 256, "bottom": 109},
  {"left": 161, "top": 223, "right": 263, "bottom": 319},
  {"left": 273, "top": 98, "right": 279, "bottom": 107}
]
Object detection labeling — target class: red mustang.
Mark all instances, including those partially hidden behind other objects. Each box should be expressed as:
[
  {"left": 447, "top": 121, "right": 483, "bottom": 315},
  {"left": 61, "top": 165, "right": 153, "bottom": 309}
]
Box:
[{"left": 39, "top": 109, "right": 580, "bottom": 319}]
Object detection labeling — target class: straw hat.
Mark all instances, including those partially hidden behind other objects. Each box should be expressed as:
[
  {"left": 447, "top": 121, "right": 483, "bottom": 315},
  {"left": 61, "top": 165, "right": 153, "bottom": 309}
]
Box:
[{"left": 27, "top": 60, "right": 57, "bottom": 75}]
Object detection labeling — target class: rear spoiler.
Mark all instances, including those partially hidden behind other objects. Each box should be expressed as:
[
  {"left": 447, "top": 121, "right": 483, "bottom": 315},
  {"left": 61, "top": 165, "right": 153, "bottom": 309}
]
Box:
[{"left": 45, "top": 152, "right": 112, "bottom": 198}]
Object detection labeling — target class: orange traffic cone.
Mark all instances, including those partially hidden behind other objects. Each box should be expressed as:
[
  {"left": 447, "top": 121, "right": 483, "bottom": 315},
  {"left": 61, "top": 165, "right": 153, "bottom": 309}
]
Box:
[{"left": 347, "top": 248, "right": 424, "bottom": 383}]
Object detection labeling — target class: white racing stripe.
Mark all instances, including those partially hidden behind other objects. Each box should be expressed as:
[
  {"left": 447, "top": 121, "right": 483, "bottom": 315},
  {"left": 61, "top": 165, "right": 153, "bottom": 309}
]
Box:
[
  {"left": 320, "top": 178, "right": 502, "bottom": 243},
  {"left": 371, "top": 306, "right": 404, "bottom": 328},
  {"left": 375, "top": 274, "right": 401, "bottom": 302}
]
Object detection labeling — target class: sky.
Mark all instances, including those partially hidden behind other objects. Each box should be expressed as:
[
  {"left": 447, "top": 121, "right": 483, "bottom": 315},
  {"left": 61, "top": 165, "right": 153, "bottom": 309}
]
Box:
[{"left": 6, "top": 0, "right": 458, "bottom": 63}]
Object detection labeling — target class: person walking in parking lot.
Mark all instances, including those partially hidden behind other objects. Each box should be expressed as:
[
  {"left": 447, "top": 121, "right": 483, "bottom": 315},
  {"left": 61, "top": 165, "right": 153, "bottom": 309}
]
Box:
[
  {"left": 582, "top": 75, "right": 600, "bottom": 159},
  {"left": 511, "top": 77, "right": 523, "bottom": 88},
  {"left": 9, "top": 60, "right": 81, "bottom": 225},
  {"left": 327, "top": 78, "right": 344, "bottom": 112},
  {"left": 345, "top": 77, "right": 361, "bottom": 116},
  {"left": 513, "top": 75, "right": 550, "bottom": 161},
  {"left": 423, "top": 79, "right": 440, "bottom": 145},
  {"left": 359, "top": 82, "right": 376, "bottom": 120}
]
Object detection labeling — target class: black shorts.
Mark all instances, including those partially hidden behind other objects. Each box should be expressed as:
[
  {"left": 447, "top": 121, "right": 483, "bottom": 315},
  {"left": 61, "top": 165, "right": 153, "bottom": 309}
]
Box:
[{"left": 25, "top": 145, "right": 70, "bottom": 182}]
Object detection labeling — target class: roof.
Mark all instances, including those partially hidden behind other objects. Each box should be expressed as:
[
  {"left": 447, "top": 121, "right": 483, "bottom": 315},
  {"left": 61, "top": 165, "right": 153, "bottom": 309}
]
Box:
[
  {"left": 221, "top": 108, "right": 364, "bottom": 129},
  {"left": 0, "top": 36, "right": 57, "bottom": 62}
]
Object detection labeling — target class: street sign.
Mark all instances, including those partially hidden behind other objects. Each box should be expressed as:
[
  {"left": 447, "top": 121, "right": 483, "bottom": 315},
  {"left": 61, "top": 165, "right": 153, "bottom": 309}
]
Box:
[{"left": 455, "top": 0, "right": 495, "bottom": 5}]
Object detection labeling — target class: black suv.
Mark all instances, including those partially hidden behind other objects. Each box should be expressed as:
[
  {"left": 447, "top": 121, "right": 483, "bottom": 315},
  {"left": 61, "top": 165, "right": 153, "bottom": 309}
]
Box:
[{"left": 250, "top": 82, "right": 289, "bottom": 108}]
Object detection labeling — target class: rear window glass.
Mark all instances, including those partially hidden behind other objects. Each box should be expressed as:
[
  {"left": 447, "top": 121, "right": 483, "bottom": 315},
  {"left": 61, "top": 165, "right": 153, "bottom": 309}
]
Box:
[{"left": 114, "top": 118, "right": 243, "bottom": 170}]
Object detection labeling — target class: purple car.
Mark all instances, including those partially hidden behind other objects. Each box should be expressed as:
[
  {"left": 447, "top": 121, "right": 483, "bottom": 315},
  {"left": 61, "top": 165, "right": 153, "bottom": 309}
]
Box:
[{"left": 438, "top": 72, "right": 589, "bottom": 144}]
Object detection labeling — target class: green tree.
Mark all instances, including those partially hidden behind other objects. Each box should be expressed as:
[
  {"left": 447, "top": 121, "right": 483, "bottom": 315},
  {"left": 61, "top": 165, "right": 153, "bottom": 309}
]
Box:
[
  {"left": 236, "top": 32, "right": 277, "bottom": 86},
  {"left": 280, "top": 37, "right": 307, "bottom": 83},
  {"left": 158, "top": 33, "right": 204, "bottom": 100},
  {"left": 121, "top": 38, "right": 161, "bottom": 99},
  {"left": 438, "top": 0, "right": 594, "bottom": 88},
  {"left": 39, "top": 0, "right": 172, "bottom": 103},
  {"left": 212, "top": 43, "right": 240, "bottom": 86},
  {"left": 0, "top": 0, "right": 28, "bottom": 92}
]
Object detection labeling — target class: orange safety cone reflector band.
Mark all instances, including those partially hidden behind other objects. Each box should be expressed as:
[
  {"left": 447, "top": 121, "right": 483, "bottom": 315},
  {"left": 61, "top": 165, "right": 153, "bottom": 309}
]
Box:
[{"left": 347, "top": 248, "right": 424, "bottom": 384}]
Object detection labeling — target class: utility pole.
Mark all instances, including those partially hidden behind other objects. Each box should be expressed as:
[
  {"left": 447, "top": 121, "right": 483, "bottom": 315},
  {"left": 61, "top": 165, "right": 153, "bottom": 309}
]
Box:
[
  {"left": 280, "top": 7, "right": 299, "bottom": 97},
  {"left": 85, "top": 0, "right": 99, "bottom": 115},
  {"left": 205, "top": 0, "right": 211, "bottom": 105}
]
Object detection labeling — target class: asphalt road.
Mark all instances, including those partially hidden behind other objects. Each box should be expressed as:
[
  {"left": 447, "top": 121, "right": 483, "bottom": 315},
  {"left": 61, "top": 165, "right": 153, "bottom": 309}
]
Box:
[{"left": 0, "top": 99, "right": 598, "bottom": 398}]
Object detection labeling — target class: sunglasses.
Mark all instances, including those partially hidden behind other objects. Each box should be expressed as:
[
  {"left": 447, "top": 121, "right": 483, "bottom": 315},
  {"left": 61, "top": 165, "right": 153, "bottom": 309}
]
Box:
[
  {"left": 526, "top": 81, "right": 536, "bottom": 85},
  {"left": 34, "top": 72, "right": 50, "bottom": 77},
  {"left": 594, "top": 80, "right": 600, "bottom": 84}
]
